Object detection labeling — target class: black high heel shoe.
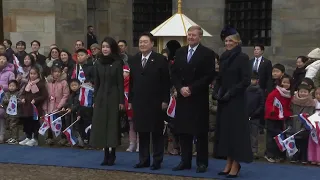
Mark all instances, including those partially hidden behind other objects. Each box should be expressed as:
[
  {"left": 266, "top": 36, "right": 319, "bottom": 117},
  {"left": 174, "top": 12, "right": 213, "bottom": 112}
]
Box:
[
  {"left": 218, "top": 170, "right": 230, "bottom": 175},
  {"left": 226, "top": 164, "right": 241, "bottom": 178}
]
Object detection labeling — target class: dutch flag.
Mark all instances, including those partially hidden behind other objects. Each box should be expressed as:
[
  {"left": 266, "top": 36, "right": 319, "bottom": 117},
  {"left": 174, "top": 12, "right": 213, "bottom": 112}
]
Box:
[
  {"left": 298, "top": 113, "right": 314, "bottom": 130},
  {"left": 79, "top": 84, "right": 94, "bottom": 107},
  {"left": 63, "top": 128, "right": 77, "bottom": 145},
  {"left": 274, "top": 133, "right": 286, "bottom": 152}
]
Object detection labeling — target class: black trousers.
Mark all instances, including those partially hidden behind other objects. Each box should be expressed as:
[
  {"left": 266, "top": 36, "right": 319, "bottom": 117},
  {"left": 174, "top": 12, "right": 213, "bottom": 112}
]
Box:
[
  {"left": 22, "top": 117, "right": 40, "bottom": 140},
  {"left": 292, "top": 138, "right": 308, "bottom": 162},
  {"left": 265, "top": 119, "right": 284, "bottom": 159},
  {"left": 138, "top": 132, "right": 164, "bottom": 165},
  {"left": 78, "top": 107, "right": 93, "bottom": 141},
  {"left": 179, "top": 133, "right": 208, "bottom": 167}
]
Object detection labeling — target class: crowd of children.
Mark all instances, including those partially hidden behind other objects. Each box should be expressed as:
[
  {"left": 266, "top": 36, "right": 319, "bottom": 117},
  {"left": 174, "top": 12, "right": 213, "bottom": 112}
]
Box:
[{"left": 245, "top": 52, "right": 320, "bottom": 165}]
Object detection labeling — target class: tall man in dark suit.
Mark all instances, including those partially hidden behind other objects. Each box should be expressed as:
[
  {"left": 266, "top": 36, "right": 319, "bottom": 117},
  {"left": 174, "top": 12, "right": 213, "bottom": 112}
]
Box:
[
  {"left": 171, "top": 26, "right": 215, "bottom": 173},
  {"left": 251, "top": 44, "right": 273, "bottom": 135},
  {"left": 128, "top": 32, "right": 170, "bottom": 170}
]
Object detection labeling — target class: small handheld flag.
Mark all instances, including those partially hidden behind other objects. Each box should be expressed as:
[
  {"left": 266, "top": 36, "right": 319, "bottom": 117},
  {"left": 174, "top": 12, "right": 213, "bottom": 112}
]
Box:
[
  {"left": 32, "top": 104, "right": 38, "bottom": 120},
  {"left": 298, "top": 113, "right": 314, "bottom": 130},
  {"left": 0, "top": 87, "right": 4, "bottom": 103},
  {"left": 273, "top": 97, "right": 284, "bottom": 118},
  {"left": 283, "top": 136, "right": 298, "bottom": 157},
  {"left": 78, "top": 65, "right": 86, "bottom": 83},
  {"left": 167, "top": 96, "right": 176, "bottom": 118},
  {"left": 6, "top": 95, "right": 17, "bottom": 115},
  {"left": 13, "top": 55, "right": 24, "bottom": 74},
  {"left": 274, "top": 133, "right": 286, "bottom": 152},
  {"left": 79, "top": 84, "right": 94, "bottom": 107},
  {"left": 51, "top": 117, "right": 62, "bottom": 137},
  {"left": 85, "top": 124, "right": 91, "bottom": 134},
  {"left": 63, "top": 128, "right": 77, "bottom": 145}
]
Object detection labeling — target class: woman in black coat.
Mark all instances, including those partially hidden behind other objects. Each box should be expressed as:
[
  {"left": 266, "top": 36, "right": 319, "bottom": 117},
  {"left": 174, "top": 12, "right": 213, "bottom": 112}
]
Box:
[{"left": 212, "top": 27, "right": 253, "bottom": 178}]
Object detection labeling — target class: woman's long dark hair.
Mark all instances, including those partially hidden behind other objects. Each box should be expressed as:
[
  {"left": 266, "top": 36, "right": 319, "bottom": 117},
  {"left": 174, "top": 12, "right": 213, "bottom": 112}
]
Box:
[{"left": 101, "top": 37, "right": 120, "bottom": 55}]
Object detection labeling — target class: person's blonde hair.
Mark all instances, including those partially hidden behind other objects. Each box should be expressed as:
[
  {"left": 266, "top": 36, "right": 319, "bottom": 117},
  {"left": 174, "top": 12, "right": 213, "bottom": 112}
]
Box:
[{"left": 227, "top": 33, "right": 242, "bottom": 44}]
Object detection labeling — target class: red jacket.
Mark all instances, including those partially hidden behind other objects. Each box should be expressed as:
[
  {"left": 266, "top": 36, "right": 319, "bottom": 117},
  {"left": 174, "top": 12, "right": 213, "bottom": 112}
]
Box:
[
  {"left": 124, "top": 75, "right": 133, "bottom": 119},
  {"left": 264, "top": 87, "right": 292, "bottom": 120}
]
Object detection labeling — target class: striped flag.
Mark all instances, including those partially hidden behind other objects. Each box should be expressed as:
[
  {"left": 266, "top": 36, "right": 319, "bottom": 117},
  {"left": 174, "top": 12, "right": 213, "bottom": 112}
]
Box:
[
  {"left": 32, "top": 104, "right": 38, "bottom": 120},
  {"left": 298, "top": 113, "right": 314, "bottom": 130},
  {"left": 167, "top": 96, "right": 176, "bottom": 118},
  {"left": 64, "top": 128, "right": 77, "bottom": 145},
  {"left": 79, "top": 84, "right": 94, "bottom": 107},
  {"left": 13, "top": 54, "right": 24, "bottom": 74},
  {"left": 274, "top": 133, "right": 286, "bottom": 152},
  {"left": 0, "top": 87, "right": 4, "bottom": 103}
]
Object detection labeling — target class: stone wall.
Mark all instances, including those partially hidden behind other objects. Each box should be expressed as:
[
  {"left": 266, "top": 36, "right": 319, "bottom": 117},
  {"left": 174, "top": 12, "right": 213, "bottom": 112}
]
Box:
[
  {"left": 55, "top": 0, "right": 87, "bottom": 53},
  {"left": 3, "top": 0, "right": 56, "bottom": 54},
  {"left": 269, "top": 0, "right": 320, "bottom": 73},
  {"left": 3, "top": 0, "right": 87, "bottom": 55}
]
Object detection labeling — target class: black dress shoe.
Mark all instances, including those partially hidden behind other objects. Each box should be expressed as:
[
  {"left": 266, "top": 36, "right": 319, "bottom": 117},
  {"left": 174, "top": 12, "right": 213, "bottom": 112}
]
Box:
[
  {"left": 150, "top": 163, "right": 161, "bottom": 170},
  {"left": 107, "top": 148, "right": 116, "bottom": 166},
  {"left": 172, "top": 162, "right": 191, "bottom": 171},
  {"left": 100, "top": 149, "right": 110, "bottom": 166},
  {"left": 196, "top": 165, "right": 207, "bottom": 173},
  {"left": 226, "top": 164, "right": 241, "bottom": 178},
  {"left": 134, "top": 162, "right": 150, "bottom": 168}
]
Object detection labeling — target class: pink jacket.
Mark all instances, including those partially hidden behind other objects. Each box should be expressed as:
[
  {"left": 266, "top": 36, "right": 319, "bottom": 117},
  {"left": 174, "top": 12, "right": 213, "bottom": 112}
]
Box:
[
  {"left": 0, "top": 63, "right": 15, "bottom": 91},
  {"left": 43, "top": 73, "right": 69, "bottom": 114}
]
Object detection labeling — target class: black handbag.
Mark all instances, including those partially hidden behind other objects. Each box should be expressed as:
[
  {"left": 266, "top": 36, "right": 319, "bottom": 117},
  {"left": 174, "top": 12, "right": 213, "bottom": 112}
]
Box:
[{"left": 120, "top": 111, "right": 129, "bottom": 133}]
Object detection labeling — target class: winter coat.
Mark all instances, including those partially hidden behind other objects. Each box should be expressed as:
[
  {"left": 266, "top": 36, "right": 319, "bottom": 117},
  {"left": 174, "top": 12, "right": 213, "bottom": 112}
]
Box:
[
  {"left": 171, "top": 44, "right": 215, "bottom": 134},
  {"left": 0, "top": 63, "right": 15, "bottom": 91},
  {"left": 292, "top": 67, "right": 306, "bottom": 91},
  {"left": 288, "top": 94, "right": 315, "bottom": 139},
  {"left": 42, "top": 73, "right": 69, "bottom": 114},
  {"left": 0, "top": 63, "right": 16, "bottom": 118},
  {"left": 63, "top": 90, "right": 80, "bottom": 119},
  {"left": 20, "top": 80, "right": 48, "bottom": 117},
  {"left": 1, "top": 91, "right": 22, "bottom": 118},
  {"left": 265, "top": 86, "right": 292, "bottom": 120},
  {"left": 246, "top": 84, "right": 264, "bottom": 119},
  {"left": 90, "top": 54, "right": 124, "bottom": 148},
  {"left": 53, "top": 59, "right": 75, "bottom": 82},
  {"left": 305, "top": 60, "right": 320, "bottom": 80},
  {"left": 213, "top": 45, "right": 253, "bottom": 163}
]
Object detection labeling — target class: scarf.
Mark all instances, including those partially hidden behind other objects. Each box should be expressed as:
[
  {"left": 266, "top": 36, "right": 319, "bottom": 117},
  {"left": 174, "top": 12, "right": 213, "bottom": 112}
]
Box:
[
  {"left": 276, "top": 86, "right": 291, "bottom": 98},
  {"left": 25, "top": 78, "right": 40, "bottom": 93},
  {"left": 99, "top": 54, "right": 120, "bottom": 65},
  {"left": 291, "top": 93, "right": 315, "bottom": 107},
  {"left": 219, "top": 45, "right": 242, "bottom": 73}
]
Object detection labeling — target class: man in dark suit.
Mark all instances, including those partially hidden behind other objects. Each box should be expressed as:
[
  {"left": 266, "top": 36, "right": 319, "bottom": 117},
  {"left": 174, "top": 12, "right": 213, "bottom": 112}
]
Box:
[
  {"left": 128, "top": 32, "right": 170, "bottom": 170},
  {"left": 251, "top": 44, "right": 273, "bottom": 135},
  {"left": 251, "top": 45, "right": 273, "bottom": 93},
  {"left": 171, "top": 26, "right": 215, "bottom": 173}
]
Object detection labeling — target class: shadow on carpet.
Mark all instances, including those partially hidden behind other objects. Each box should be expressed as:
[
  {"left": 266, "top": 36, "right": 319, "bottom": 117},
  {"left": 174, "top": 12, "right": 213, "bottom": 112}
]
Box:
[{"left": 0, "top": 144, "right": 318, "bottom": 180}]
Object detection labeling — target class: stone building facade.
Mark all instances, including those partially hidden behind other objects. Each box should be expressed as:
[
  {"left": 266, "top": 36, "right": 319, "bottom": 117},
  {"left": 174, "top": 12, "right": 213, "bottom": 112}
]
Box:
[{"left": 3, "top": 0, "right": 320, "bottom": 72}]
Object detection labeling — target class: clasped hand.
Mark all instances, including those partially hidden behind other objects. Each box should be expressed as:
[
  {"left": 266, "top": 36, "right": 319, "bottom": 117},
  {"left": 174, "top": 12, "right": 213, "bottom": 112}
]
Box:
[{"left": 180, "top": 87, "right": 191, "bottom": 97}]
